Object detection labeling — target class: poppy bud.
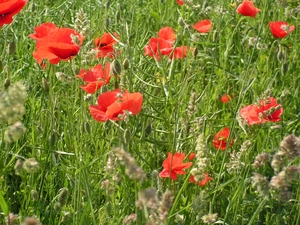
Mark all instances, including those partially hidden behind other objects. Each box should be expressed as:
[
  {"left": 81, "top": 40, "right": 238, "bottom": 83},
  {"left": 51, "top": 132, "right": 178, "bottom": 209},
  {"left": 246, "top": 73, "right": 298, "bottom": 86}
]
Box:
[
  {"left": 83, "top": 121, "right": 91, "bottom": 134},
  {"left": 281, "top": 63, "right": 289, "bottom": 75},
  {"left": 105, "top": 18, "right": 110, "bottom": 28},
  {"left": 48, "top": 132, "right": 57, "bottom": 147},
  {"left": 4, "top": 78, "right": 10, "bottom": 89},
  {"left": 0, "top": 60, "right": 3, "bottom": 73},
  {"left": 105, "top": 202, "right": 112, "bottom": 215},
  {"left": 53, "top": 202, "right": 62, "bottom": 212},
  {"left": 111, "top": 59, "right": 122, "bottom": 76},
  {"left": 42, "top": 77, "right": 49, "bottom": 92},
  {"left": 106, "top": 1, "right": 110, "bottom": 10},
  {"left": 8, "top": 41, "right": 16, "bottom": 55},
  {"left": 123, "top": 58, "right": 129, "bottom": 70},
  {"left": 192, "top": 48, "right": 198, "bottom": 58},
  {"left": 115, "top": 10, "right": 120, "bottom": 23}
]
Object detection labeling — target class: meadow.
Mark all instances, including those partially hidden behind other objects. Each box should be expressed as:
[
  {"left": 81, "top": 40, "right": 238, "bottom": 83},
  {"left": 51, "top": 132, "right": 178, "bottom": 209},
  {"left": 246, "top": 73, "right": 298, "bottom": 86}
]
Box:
[{"left": 1, "top": 0, "right": 300, "bottom": 224}]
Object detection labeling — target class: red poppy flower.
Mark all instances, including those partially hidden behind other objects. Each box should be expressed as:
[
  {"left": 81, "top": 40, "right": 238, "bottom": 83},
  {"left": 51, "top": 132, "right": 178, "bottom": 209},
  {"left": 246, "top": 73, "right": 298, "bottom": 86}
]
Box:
[
  {"left": 221, "top": 94, "right": 232, "bottom": 103},
  {"left": 189, "top": 173, "right": 212, "bottom": 186},
  {"left": 193, "top": 20, "right": 212, "bottom": 33},
  {"left": 176, "top": 0, "right": 184, "bottom": 5},
  {"left": 30, "top": 23, "right": 84, "bottom": 64},
  {"left": 236, "top": 0, "right": 260, "bottom": 18},
  {"left": 157, "top": 27, "right": 176, "bottom": 42},
  {"left": 89, "top": 89, "right": 143, "bottom": 122},
  {"left": 212, "top": 127, "right": 233, "bottom": 150},
  {"left": 94, "top": 32, "right": 119, "bottom": 58},
  {"left": 159, "top": 152, "right": 192, "bottom": 180},
  {"left": 28, "top": 22, "right": 57, "bottom": 40},
  {"left": 268, "top": 21, "right": 295, "bottom": 38},
  {"left": 144, "top": 37, "right": 174, "bottom": 60},
  {"left": 0, "top": 0, "right": 27, "bottom": 28},
  {"left": 77, "top": 62, "right": 111, "bottom": 94},
  {"left": 188, "top": 152, "right": 196, "bottom": 161},
  {"left": 240, "top": 97, "right": 283, "bottom": 125}
]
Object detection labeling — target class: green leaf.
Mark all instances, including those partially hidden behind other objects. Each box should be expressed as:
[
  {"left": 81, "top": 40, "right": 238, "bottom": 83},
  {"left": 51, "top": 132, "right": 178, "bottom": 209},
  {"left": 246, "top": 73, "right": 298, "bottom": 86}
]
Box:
[{"left": 0, "top": 192, "right": 8, "bottom": 216}]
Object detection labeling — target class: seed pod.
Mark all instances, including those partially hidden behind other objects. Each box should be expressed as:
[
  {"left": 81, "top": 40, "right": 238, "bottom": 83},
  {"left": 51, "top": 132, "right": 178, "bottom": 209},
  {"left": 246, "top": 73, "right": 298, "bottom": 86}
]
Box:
[
  {"left": 124, "top": 129, "right": 131, "bottom": 144},
  {"left": 111, "top": 59, "right": 122, "bottom": 76}
]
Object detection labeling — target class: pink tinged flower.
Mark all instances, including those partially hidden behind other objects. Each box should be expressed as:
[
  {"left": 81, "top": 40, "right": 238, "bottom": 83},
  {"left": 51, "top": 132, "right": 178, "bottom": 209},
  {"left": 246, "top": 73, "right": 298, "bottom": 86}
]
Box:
[
  {"left": 268, "top": 21, "right": 295, "bottom": 38},
  {"left": 159, "top": 152, "right": 192, "bottom": 180}
]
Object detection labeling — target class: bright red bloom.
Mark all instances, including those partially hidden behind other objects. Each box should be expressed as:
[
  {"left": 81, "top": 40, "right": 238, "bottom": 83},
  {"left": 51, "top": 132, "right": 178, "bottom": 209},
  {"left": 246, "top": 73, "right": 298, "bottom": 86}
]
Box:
[
  {"left": 268, "top": 21, "right": 295, "bottom": 38},
  {"left": 236, "top": 0, "right": 260, "bottom": 18},
  {"left": 193, "top": 20, "right": 212, "bottom": 33},
  {"left": 77, "top": 62, "right": 111, "bottom": 94},
  {"left": 159, "top": 152, "right": 192, "bottom": 180},
  {"left": 188, "top": 152, "right": 196, "bottom": 161},
  {"left": 89, "top": 89, "right": 143, "bottom": 122},
  {"left": 30, "top": 23, "right": 84, "bottom": 64},
  {"left": 176, "top": 0, "right": 184, "bottom": 5},
  {"left": 221, "top": 94, "right": 232, "bottom": 103},
  {"left": 0, "top": 0, "right": 27, "bottom": 28},
  {"left": 157, "top": 27, "right": 176, "bottom": 42},
  {"left": 28, "top": 22, "right": 57, "bottom": 40},
  {"left": 212, "top": 127, "right": 233, "bottom": 150},
  {"left": 94, "top": 32, "right": 119, "bottom": 58},
  {"left": 144, "top": 37, "right": 174, "bottom": 60},
  {"left": 189, "top": 173, "right": 212, "bottom": 186},
  {"left": 240, "top": 97, "right": 283, "bottom": 125}
]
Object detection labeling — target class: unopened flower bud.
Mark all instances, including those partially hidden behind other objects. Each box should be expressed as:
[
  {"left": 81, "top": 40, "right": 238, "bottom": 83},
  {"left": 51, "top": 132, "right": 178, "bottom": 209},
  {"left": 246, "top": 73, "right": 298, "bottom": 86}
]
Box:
[
  {"left": 111, "top": 59, "right": 122, "bottom": 76},
  {"left": 0, "top": 60, "right": 3, "bottom": 73},
  {"left": 31, "top": 190, "right": 39, "bottom": 201},
  {"left": 124, "top": 129, "right": 131, "bottom": 144},
  {"left": 192, "top": 48, "right": 198, "bottom": 58},
  {"left": 123, "top": 58, "right": 129, "bottom": 70},
  {"left": 8, "top": 41, "right": 16, "bottom": 55},
  {"left": 115, "top": 11, "right": 120, "bottom": 23},
  {"left": 42, "top": 77, "right": 49, "bottom": 92}
]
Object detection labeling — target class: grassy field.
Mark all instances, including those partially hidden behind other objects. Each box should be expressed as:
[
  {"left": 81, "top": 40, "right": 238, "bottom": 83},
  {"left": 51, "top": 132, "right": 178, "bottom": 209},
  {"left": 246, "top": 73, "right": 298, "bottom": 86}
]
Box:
[{"left": 1, "top": 0, "right": 300, "bottom": 224}]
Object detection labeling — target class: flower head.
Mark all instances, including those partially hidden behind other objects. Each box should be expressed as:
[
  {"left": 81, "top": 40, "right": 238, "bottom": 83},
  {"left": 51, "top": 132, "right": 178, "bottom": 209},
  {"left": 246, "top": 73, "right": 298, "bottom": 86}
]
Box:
[
  {"left": 268, "top": 21, "right": 295, "bottom": 38},
  {"left": 0, "top": 0, "right": 28, "bottom": 28},
  {"left": 220, "top": 94, "right": 232, "bottom": 103},
  {"left": 193, "top": 20, "right": 212, "bottom": 33},
  {"left": 159, "top": 152, "right": 192, "bottom": 180},
  {"left": 189, "top": 173, "right": 212, "bottom": 186},
  {"left": 30, "top": 23, "right": 84, "bottom": 64},
  {"left": 212, "top": 127, "right": 234, "bottom": 150},
  {"left": 94, "top": 32, "right": 119, "bottom": 58},
  {"left": 236, "top": 0, "right": 260, "bottom": 18},
  {"left": 176, "top": 0, "right": 184, "bottom": 5},
  {"left": 76, "top": 62, "right": 111, "bottom": 94},
  {"left": 89, "top": 89, "right": 143, "bottom": 122},
  {"left": 240, "top": 97, "right": 283, "bottom": 125}
]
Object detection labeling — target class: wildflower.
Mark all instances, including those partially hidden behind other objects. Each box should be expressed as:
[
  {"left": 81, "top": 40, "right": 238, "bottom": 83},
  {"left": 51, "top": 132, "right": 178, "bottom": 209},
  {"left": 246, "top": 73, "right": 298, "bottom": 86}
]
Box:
[
  {"left": 159, "top": 152, "right": 192, "bottom": 180},
  {"left": 193, "top": 20, "right": 212, "bottom": 33},
  {"left": 252, "top": 152, "right": 269, "bottom": 168},
  {"left": 189, "top": 173, "right": 212, "bottom": 186},
  {"left": 5, "top": 213, "right": 18, "bottom": 225},
  {"left": 176, "top": 0, "right": 184, "bottom": 5},
  {"left": 89, "top": 89, "right": 143, "bottom": 122},
  {"left": 212, "top": 127, "right": 234, "bottom": 150},
  {"left": 94, "top": 32, "right": 119, "bottom": 58},
  {"left": 268, "top": 21, "right": 295, "bottom": 38},
  {"left": 144, "top": 27, "right": 191, "bottom": 60},
  {"left": 236, "top": 0, "right": 260, "bottom": 18},
  {"left": 29, "top": 22, "right": 84, "bottom": 64},
  {"left": 0, "top": 0, "right": 27, "bottom": 28},
  {"left": 76, "top": 62, "right": 111, "bottom": 94},
  {"left": 240, "top": 97, "right": 283, "bottom": 125},
  {"left": 4, "top": 121, "right": 26, "bottom": 143},
  {"left": 188, "top": 152, "right": 196, "bottom": 161},
  {"left": 220, "top": 94, "right": 232, "bottom": 103},
  {"left": 20, "top": 217, "right": 41, "bottom": 225}
]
